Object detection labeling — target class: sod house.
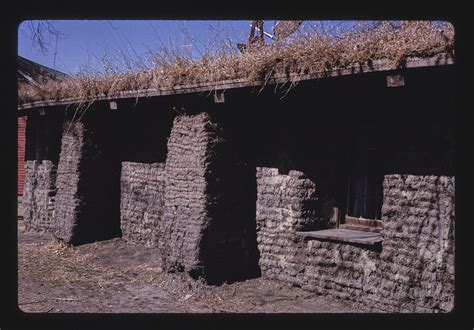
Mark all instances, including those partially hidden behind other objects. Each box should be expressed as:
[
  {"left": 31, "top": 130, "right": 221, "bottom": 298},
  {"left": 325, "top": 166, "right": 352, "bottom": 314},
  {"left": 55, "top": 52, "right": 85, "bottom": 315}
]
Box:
[{"left": 18, "top": 22, "right": 455, "bottom": 312}]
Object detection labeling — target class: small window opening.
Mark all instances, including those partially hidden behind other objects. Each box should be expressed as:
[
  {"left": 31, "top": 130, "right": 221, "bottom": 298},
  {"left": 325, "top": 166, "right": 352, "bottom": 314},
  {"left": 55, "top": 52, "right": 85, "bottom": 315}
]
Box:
[{"left": 343, "top": 132, "right": 384, "bottom": 232}]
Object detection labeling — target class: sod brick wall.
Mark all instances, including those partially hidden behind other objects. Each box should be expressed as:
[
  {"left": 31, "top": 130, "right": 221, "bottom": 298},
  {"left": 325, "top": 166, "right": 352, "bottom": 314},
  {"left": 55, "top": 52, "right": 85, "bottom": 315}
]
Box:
[{"left": 255, "top": 168, "right": 454, "bottom": 312}]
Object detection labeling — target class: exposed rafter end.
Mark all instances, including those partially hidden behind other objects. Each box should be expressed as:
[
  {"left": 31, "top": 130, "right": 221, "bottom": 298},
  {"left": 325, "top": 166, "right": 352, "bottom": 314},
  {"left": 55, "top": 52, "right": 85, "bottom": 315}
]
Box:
[
  {"left": 214, "top": 90, "right": 225, "bottom": 103},
  {"left": 386, "top": 75, "right": 405, "bottom": 87}
]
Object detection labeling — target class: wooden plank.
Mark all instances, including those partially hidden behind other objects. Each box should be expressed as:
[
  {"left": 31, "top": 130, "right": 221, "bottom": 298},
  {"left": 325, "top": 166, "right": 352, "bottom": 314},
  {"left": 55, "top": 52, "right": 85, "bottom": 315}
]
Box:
[
  {"left": 344, "top": 216, "right": 383, "bottom": 228},
  {"left": 295, "top": 228, "right": 383, "bottom": 246},
  {"left": 17, "top": 54, "right": 454, "bottom": 112},
  {"left": 334, "top": 207, "right": 340, "bottom": 229},
  {"left": 338, "top": 224, "right": 382, "bottom": 233}
]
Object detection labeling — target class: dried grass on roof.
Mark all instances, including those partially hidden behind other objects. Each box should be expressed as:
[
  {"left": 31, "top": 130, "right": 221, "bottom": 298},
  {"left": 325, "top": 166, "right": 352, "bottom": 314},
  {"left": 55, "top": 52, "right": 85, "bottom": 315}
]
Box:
[{"left": 18, "top": 21, "right": 454, "bottom": 105}]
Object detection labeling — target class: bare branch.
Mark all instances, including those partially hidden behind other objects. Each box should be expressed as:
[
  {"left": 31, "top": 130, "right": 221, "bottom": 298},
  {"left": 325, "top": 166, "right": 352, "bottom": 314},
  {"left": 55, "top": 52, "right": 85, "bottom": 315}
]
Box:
[{"left": 23, "top": 20, "right": 65, "bottom": 55}]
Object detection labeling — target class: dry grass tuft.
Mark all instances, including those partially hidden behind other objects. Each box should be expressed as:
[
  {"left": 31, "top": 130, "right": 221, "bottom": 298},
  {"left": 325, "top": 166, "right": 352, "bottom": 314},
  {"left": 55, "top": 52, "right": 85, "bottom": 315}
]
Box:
[
  {"left": 18, "top": 21, "right": 454, "bottom": 105},
  {"left": 39, "top": 239, "right": 69, "bottom": 256}
]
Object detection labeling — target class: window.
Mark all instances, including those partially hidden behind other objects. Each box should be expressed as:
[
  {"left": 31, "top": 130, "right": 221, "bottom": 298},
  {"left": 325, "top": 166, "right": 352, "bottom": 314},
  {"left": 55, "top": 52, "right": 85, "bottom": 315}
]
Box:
[
  {"left": 342, "top": 132, "right": 383, "bottom": 232},
  {"left": 295, "top": 128, "right": 384, "bottom": 247},
  {"left": 346, "top": 174, "right": 383, "bottom": 220}
]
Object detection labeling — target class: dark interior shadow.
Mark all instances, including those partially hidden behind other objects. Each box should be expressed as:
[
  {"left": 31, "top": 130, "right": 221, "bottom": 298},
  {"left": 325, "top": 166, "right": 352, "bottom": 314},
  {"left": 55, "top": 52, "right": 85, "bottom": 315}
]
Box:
[{"left": 198, "top": 110, "right": 261, "bottom": 285}]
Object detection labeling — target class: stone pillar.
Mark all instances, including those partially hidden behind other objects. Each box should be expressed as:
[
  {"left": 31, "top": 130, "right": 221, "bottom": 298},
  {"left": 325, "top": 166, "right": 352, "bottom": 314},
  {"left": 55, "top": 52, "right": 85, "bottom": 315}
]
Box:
[
  {"left": 159, "top": 113, "right": 217, "bottom": 275},
  {"left": 377, "top": 174, "right": 455, "bottom": 312},
  {"left": 159, "top": 112, "right": 259, "bottom": 283},
  {"left": 54, "top": 120, "right": 121, "bottom": 245}
]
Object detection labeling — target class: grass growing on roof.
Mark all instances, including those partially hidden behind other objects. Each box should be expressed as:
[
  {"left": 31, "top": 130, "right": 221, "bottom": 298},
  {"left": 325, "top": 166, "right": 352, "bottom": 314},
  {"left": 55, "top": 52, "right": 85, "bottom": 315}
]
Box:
[{"left": 18, "top": 21, "right": 454, "bottom": 105}]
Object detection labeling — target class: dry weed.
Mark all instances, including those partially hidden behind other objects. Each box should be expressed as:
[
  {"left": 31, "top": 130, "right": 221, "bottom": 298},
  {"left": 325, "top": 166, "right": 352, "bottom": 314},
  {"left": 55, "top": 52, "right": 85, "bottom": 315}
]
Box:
[{"left": 18, "top": 21, "right": 454, "bottom": 106}]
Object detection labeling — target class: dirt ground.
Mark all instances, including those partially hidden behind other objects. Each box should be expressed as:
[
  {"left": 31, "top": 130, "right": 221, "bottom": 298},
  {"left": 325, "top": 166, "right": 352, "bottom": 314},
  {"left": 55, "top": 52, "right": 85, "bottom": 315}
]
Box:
[{"left": 18, "top": 219, "right": 366, "bottom": 314}]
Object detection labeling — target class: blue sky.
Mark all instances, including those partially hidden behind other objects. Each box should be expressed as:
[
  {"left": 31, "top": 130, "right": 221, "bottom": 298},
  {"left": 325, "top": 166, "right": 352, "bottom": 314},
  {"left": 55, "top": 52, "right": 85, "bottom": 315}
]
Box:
[
  {"left": 17, "top": 20, "right": 265, "bottom": 74},
  {"left": 18, "top": 20, "right": 359, "bottom": 75}
]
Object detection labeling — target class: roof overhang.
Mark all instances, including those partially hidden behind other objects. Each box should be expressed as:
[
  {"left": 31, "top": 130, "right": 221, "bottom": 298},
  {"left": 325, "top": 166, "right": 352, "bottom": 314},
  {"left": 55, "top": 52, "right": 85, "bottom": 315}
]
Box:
[{"left": 17, "top": 53, "right": 454, "bottom": 114}]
